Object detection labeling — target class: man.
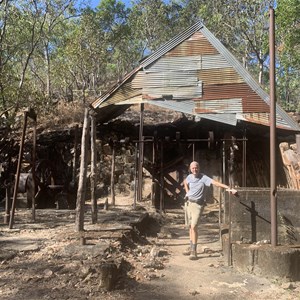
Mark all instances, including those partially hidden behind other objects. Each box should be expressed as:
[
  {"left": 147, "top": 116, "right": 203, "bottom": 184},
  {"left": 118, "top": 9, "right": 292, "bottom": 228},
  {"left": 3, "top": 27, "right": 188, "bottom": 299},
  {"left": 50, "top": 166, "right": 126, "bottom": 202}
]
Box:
[{"left": 183, "top": 161, "right": 237, "bottom": 260}]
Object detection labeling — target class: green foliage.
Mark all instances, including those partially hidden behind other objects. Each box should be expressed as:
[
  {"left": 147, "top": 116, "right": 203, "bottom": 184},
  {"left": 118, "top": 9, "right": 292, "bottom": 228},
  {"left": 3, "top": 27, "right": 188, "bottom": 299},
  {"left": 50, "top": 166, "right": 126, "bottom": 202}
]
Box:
[{"left": 276, "top": 0, "right": 300, "bottom": 111}]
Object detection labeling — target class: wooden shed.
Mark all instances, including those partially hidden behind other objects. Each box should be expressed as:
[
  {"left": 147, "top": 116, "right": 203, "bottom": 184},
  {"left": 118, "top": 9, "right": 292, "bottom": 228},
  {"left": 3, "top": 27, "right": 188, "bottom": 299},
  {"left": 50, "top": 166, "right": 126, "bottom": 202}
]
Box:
[{"left": 91, "top": 21, "right": 300, "bottom": 206}]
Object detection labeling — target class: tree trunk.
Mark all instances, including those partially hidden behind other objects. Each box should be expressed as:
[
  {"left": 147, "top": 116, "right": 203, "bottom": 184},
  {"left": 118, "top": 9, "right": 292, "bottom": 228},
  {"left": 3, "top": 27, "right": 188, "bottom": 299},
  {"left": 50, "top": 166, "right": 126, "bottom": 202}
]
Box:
[
  {"left": 90, "top": 113, "right": 97, "bottom": 223},
  {"left": 9, "top": 112, "right": 27, "bottom": 229},
  {"left": 72, "top": 125, "right": 79, "bottom": 184},
  {"left": 44, "top": 42, "right": 51, "bottom": 98},
  {"left": 138, "top": 104, "right": 144, "bottom": 201},
  {"left": 111, "top": 143, "right": 115, "bottom": 206},
  {"left": 75, "top": 107, "right": 90, "bottom": 232}
]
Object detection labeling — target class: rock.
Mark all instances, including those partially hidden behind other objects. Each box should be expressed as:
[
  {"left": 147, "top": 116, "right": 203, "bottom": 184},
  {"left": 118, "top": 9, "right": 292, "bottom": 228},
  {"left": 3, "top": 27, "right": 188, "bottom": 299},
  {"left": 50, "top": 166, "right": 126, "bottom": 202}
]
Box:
[
  {"left": 43, "top": 269, "right": 53, "bottom": 277},
  {"left": 281, "top": 282, "right": 295, "bottom": 290}
]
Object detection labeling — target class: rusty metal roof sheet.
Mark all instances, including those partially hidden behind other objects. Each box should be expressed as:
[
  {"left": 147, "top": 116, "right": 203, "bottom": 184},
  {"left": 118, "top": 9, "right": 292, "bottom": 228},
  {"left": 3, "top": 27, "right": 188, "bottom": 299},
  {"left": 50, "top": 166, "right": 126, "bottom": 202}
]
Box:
[
  {"left": 91, "top": 21, "right": 300, "bottom": 131},
  {"left": 200, "top": 25, "right": 298, "bottom": 130},
  {"left": 146, "top": 99, "right": 238, "bottom": 126}
]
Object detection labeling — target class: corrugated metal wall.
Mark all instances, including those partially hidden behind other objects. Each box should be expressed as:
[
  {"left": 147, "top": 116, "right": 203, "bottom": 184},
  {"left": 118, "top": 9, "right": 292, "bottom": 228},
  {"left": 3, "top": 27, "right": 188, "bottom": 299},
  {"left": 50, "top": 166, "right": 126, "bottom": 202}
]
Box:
[
  {"left": 136, "top": 31, "right": 270, "bottom": 119},
  {"left": 92, "top": 23, "right": 299, "bottom": 130}
]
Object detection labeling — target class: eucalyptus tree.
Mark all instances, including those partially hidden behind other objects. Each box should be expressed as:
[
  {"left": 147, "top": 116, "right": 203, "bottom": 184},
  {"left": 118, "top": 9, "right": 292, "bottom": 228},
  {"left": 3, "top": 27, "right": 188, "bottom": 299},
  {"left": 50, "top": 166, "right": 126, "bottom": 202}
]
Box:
[
  {"left": 128, "top": 0, "right": 181, "bottom": 59},
  {"left": 94, "top": 0, "right": 133, "bottom": 84},
  {"left": 57, "top": 0, "right": 132, "bottom": 100},
  {"left": 4, "top": 0, "right": 49, "bottom": 115},
  {"left": 0, "top": 0, "right": 11, "bottom": 122},
  {"left": 276, "top": 0, "right": 300, "bottom": 111},
  {"left": 226, "top": 0, "right": 274, "bottom": 85},
  {"left": 0, "top": 0, "right": 43, "bottom": 122},
  {"left": 176, "top": 0, "right": 274, "bottom": 85},
  {"left": 31, "top": 0, "right": 75, "bottom": 100},
  {"left": 0, "top": 0, "right": 77, "bottom": 126}
]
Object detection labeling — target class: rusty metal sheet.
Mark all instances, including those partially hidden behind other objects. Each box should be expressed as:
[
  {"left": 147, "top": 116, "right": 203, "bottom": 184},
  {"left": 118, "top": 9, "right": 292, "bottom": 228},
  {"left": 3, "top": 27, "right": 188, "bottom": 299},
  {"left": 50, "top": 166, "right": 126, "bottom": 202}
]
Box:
[
  {"left": 115, "top": 95, "right": 144, "bottom": 105},
  {"left": 146, "top": 99, "right": 238, "bottom": 125},
  {"left": 100, "top": 83, "right": 142, "bottom": 108},
  {"left": 239, "top": 113, "right": 291, "bottom": 129},
  {"left": 136, "top": 71, "right": 198, "bottom": 88},
  {"left": 196, "top": 83, "right": 270, "bottom": 113},
  {"left": 91, "top": 20, "right": 300, "bottom": 131},
  {"left": 94, "top": 105, "right": 131, "bottom": 123},
  {"left": 195, "top": 98, "right": 243, "bottom": 114},
  {"left": 131, "top": 71, "right": 145, "bottom": 89},
  {"left": 92, "top": 65, "right": 141, "bottom": 109},
  {"left": 144, "top": 55, "right": 230, "bottom": 73},
  {"left": 201, "top": 54, "right": 231, "bottom": 69},
  {"left": 167, "top": 32, "right": 218, "bottom": 56},
  {"left": 143, "top": 85, "right": 202, "bottom": 100},
  {"left": 145, "top": 56, "right": 201, "bottom": 72},
  {"left": 140, "top": 22, "right": 204, "bottom": 68},
  {"left": 198, "top": 68, "right": 244, "bottom": 85}
]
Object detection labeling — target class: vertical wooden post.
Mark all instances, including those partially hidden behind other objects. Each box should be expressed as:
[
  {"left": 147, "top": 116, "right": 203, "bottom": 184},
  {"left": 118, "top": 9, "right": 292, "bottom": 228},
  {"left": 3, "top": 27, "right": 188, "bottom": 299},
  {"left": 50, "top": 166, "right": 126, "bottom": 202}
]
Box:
[
  {"left": 242, "top": 132, "right": 247, "bottom": 187},
  {"left": 72, "top": 124, "right": 79, "bottom": 185},
  {"left": 133, "top": 142, "right": 138, "bottom": 209},
  {"left": 9, "top": 112, "right": 27, "bottom": 229},
  {"left": 228, "top": 193, "right": 232, "bottom": 266},
  {"left": 4, "top": 184, "right": 11, "bottom": 224},
  {"left": 138, "top": 103, "right": 144, "bottom": 201},
  {"left": 4, "top": 139, "right": 13, "bottom": 224},
  {"left": 31, "top": 116, "right": 37, "bottom": 221},
  {"left": 222, "top": 140, "right": 226, "bottom": 223},
  {"left": 151, "top": 139, "right": 155, "bottom": 207},
  {"left": 192, "top": 143, "right": 195, "bottom": 161},
  {"left": 160, "top": 140, "right": 164, "bottom": 213},
  {"left": 75, "top": 107, "right": 90, "bottom": 232},
  {"left": 90, "top": 112, "right": 97, "bottom": 223},
  {"left": 111, "top": 142, "right": 116, "bottom": 206}
]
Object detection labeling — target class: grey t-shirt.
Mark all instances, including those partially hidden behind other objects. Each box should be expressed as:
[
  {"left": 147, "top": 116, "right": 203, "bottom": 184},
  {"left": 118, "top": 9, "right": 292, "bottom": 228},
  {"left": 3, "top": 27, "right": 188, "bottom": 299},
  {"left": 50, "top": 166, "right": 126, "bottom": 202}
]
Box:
[{"left": 186, "top": 173, "right": 212, "bottom": 204}]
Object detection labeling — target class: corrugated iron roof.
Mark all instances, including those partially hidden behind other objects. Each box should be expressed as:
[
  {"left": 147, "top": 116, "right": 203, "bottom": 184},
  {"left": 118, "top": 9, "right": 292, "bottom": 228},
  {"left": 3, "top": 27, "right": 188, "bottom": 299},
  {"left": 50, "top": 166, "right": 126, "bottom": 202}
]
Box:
[
  {"left": 91, "top": 21, "right": 300, "bottom": 131},
  {"left": 146, "top": 99, "right": 238, "bottom": 126}
]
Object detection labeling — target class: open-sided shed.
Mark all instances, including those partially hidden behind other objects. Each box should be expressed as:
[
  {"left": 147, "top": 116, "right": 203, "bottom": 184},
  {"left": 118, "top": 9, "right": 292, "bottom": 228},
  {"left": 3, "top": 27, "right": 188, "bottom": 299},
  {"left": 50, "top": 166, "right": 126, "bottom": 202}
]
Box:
[
  {"left": 92, "top": 21, "right": 299, "bottom": 131},
  {"left": 91, "top": 20, "right": 300, "bottom": 207}
]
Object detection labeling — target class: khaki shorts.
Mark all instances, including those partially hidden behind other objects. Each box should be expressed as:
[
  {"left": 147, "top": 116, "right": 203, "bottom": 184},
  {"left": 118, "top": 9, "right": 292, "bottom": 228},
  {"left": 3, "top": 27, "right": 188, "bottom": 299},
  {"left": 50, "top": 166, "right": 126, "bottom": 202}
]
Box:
[{"left": 185, "top": 201, "right": 204, "bottom": 227}]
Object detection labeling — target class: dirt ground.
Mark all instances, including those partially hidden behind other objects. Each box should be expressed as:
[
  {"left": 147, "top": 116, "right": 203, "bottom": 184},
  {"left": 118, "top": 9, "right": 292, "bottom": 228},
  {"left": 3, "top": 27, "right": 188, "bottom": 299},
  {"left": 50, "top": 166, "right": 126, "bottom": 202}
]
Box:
[{"left": 0, "top": 196, "right": 300, "bottom": 300}]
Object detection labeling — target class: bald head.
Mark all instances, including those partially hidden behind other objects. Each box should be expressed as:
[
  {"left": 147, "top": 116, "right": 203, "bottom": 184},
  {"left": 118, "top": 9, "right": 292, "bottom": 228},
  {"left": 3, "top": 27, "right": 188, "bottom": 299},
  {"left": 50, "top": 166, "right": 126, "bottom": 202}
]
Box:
[
  {"left": 189, "top": 161, "right": 200, "bottom": 175},
  {"left": 190, "top": 161, "right": 199, "bottom": 168}
]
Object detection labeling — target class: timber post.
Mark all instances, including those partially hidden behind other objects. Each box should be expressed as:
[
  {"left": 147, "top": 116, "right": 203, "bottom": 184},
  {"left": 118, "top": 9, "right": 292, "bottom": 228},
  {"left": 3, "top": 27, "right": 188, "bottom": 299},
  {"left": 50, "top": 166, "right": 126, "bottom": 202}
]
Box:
[
  {"left": 75, "top": 107, "right": 90, "bottom": 232},
  {"left": 111, "top": 141, "right": 116, "bottom": 206},
  {"left": 90, "top": 111, "right": 97, "bottom": 223}
]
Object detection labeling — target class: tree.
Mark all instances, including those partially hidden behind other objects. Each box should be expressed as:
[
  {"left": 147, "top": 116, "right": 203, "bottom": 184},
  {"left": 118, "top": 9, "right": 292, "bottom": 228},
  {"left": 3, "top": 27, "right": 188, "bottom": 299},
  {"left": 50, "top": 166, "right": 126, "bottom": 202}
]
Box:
[
  {"left": 0, "top": 0, "right": 76, "bottom": 125},
  {"left": 276, "top": 0, "right": 300, "bottom": 111},
  {"left": 129, "top": 0, "right": 180, "bottom": 58}
]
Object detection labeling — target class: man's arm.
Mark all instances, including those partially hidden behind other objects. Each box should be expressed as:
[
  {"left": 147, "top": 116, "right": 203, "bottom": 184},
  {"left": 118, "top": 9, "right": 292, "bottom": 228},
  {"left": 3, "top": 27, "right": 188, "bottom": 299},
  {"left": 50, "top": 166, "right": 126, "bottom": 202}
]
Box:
[
  {"left": 184, "top": 179, "right": 189, "bottom": 194},
  {"left": 211, "top": 179, "right": 237, "bottom": 195}
]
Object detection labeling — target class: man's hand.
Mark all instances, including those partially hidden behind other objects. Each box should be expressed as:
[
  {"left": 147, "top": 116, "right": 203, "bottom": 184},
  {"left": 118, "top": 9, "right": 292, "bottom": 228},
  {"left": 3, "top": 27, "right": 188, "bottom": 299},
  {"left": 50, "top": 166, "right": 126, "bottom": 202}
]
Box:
[{"left": 226, "top": 188, "right": 238, "bottom": 195}]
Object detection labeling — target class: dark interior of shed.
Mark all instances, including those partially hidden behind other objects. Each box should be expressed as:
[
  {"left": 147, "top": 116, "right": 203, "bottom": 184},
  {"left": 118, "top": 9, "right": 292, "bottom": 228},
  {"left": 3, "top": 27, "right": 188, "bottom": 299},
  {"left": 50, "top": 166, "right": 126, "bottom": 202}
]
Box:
[{"left": 0, "top": 109, "right": 297, "bottom": 210}]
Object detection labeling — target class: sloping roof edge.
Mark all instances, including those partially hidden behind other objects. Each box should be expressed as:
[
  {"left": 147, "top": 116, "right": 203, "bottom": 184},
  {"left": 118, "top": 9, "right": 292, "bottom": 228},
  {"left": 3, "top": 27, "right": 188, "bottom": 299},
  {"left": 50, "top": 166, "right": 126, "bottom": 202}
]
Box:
[
  {"left": 200, "top": 25, "right": 299, "bottom": 131},
  {"left": 139, "top": 21, "right": 204, "bottom": 68},
  {"left": 91, "top": 21, "right": 300, "bottom": 131},
  {"left": 91, "top": 21, "right": 204, "bottom": 110}
]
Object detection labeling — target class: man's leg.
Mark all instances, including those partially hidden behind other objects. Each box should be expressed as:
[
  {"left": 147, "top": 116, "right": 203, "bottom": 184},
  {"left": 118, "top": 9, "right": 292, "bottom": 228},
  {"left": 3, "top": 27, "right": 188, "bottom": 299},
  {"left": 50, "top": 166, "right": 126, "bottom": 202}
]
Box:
[
  {"left": 188, "top": 203, "right": 203, "bottom": 260},
  {"left": 190, "top": 225, "right": 198, "bottom": 250},
  {"left": 183, "top": 202, "right": 192, "bottom": 255}
]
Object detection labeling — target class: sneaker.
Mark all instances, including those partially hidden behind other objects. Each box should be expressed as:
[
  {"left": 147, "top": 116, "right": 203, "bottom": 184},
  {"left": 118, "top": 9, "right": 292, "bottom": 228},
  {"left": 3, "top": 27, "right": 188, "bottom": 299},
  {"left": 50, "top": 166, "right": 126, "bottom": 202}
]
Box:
[
  {"left": 182, "top": 247, "right": 191, "bottom": 256},
  {"left": 189, "top": 250, "right": 197, "bottom": 260}
]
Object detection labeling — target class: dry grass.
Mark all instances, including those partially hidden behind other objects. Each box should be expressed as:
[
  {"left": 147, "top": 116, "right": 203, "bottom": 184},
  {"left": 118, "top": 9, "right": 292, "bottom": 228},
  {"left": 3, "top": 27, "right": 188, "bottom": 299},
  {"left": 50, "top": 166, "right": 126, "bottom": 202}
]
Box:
[{"left": 37, "top": 100, "right": 86, "bottom": 132}]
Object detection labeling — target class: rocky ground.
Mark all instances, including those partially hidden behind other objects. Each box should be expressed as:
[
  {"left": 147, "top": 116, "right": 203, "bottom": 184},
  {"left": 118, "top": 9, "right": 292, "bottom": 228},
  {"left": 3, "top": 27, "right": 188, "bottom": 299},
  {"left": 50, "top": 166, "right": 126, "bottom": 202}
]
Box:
[{"left": 0, "top": 196, "right": 300, "bottom": 300}]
